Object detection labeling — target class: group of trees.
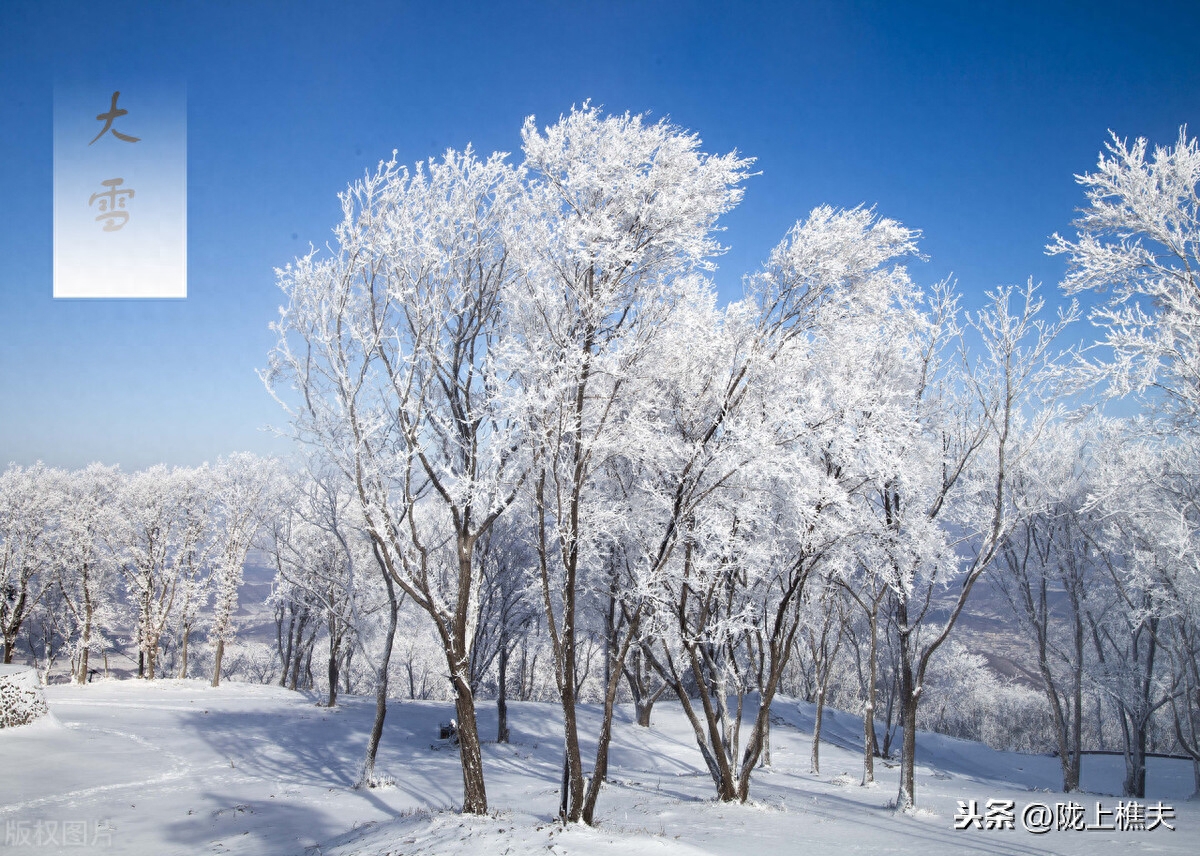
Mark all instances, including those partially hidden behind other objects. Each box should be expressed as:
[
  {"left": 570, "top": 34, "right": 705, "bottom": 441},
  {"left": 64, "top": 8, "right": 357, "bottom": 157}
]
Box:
[
  {"left": 262, "top": 104, "right": 1200, "bottom": 819},
  {"left": 7, "top": 110, "right": 1199, "bottom": 825},
  {"left": 0, "top": 455, "right": 274, "bottom": 685},
  {"left": 999, "top": 128, "right": 1200, "bottom": 798}
]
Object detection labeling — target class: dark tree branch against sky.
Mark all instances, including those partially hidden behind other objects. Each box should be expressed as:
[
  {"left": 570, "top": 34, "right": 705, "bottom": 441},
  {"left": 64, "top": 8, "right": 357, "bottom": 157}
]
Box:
[{"left": 1, "top": 0, "right": 1197, "bottom": 469}]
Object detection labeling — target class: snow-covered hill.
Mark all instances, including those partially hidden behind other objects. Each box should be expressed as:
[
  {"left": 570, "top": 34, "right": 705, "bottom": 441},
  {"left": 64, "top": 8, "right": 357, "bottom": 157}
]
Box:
[{"left": 1, "top": 680, "right": 1193, "bottom": 855}]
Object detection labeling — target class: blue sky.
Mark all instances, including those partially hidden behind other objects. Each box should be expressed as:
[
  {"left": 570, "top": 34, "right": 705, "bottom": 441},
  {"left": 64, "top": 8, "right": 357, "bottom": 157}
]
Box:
[{"left": 1, "top": 0, "right": 1197, "bottom": 470}]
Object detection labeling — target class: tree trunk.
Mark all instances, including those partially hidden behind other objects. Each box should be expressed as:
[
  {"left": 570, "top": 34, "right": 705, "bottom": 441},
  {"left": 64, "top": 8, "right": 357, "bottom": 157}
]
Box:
[
  {"left": 451, "top": 673, "right": 488, "bottom": 814},
  {"left": 558, "top": 672, "right": 586, "bottom": 820},
  {"left": 1121, "top": 616, "right": 1158, "bottom": 799},
  {"left": 735, "top": 696, "right": 775, "bottom": 802},
  {"left": 359, "top": 568, "right": 398, "bottom": 788},
  {"left": 894, "top": 589, "right": 920, "bottom": 812},
  {"left": 535, "top": 465, "right": 586, "bottom": 822},
  {"left": 809, "top": 618, "right": 842, "bottom": 777},
  {"left": 894, "top": 594, "right": 918, "bottom": 811},
  {"left": 212, "top": 638, "right": 225, "bottom": 687},
  {"left": 581, "top": 613, "right": 639, "bottom": 824},
  {"left": 690, "top": 653, "right": 739, "bottom": 801},
  {"left": 811, "top": 687, "right": 827, "bottom": 775},
  {"left": 497, "top": 642, "right": 510, "bottom": 743},
  {"left": 881, "top": 672, "right": 897, "bottom": 757},
  {"left": 635, "top": 697, "right": 654, "bottom": 728},
  {"left": 1065, "top": 611, "right": 1084, "bottom": 792},
  {"left": 327, "top": 632, "right": 341, "bottom": 707},
  {"left": 1123, "top": 710, "right": 1148, "bottom": 798},
  {"left": 2, "top": 585, "right": 29, "bottom": 664},
  {"left": 862, "top": 612, "right": 878, "bottom": 785},
  {"left": 179, "top": 627, "right": 190, "bottom": 679},
  {"left": 77, "top": 644, "right": 90, "bottom": 685},
  {"left": 77, "top": 627, "right": 92, "bottom": 685},
  {"left": 675, "top": 682, "right": 730, "bottom": 796},
  {"left": 518, "top": 639, "right": 529, "bottom": 701},
  {"left": 1064, "top": 558, "right": 1091, "bottom": 792},
  {"left": 626, "top": 646, "right": 665, "bottom": 728},
  {"left": 76, "top": 590, "right": 95, "bottom": 685},
  {"left": 289, "top": 637, "right": 303, "bottom": 690},
  {"left": 897, "top": 665, "right": 918, "bottom": 812},
  {"left": 278, "top": 607, "right": 295, "bottom": 688}
]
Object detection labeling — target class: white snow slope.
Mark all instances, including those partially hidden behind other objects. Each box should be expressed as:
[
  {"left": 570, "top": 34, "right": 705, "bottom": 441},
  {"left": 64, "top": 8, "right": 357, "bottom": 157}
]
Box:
[{"left": 0, "top": 680, "right": 1194, "bottom": 855}]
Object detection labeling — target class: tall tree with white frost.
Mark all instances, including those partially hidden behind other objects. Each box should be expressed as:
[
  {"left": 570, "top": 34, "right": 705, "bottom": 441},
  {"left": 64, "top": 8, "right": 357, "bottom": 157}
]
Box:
[
  {"left": 269, "top": 464, "right": 368, "bottom": 708},
  {"left": 758, "top": 206, "right": 943, "bottom": 791},
  {"left": 1083, "top": 423, "right": 1190, "bottom": 797},
  {"left": 209, "top": 453, "right": 275, "bottom": 687},
  {"left": 1048, "top": 127, "right": 1200, "bottom": 790},
  {"left": 171, "top": 470, "right": 216, "bottom": 681},
  {"left": 52, "top": 464, "right": 123, "bottom": 683},
  {"left": 266, "top": 146, "right": 526, "bottom": 814},
  {"left": 993, "top": 420, "right": 1102, "bottom": 792},
  {"left": 0, "top": 464, "right": 57, "bottom": 665},
  {"left": 508, "top": 105, "right": 751, "bottom": 822},
  {"left": 886, "top": 283, "right": 1074, "bottom": 812},
  {"left": 118, "top": 465, "right": 213, "bottom": 680},
  {"left": 643, "top": 204, "right": 932, "bottom": 803},
  {"left": 468, "top": 516, "right": 538, "bottom": 744}
]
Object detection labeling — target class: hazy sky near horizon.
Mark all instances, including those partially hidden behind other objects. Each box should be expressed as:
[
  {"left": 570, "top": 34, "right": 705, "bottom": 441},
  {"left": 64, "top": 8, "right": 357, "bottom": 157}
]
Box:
[{"left": 1, "top": 0, "right": 1197, "bottom": 470}]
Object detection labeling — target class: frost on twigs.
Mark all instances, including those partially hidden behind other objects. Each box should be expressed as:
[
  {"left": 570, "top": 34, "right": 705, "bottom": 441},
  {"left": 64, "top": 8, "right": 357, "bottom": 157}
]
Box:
[{"left": 1048, "top": 126, "right": 1200, "bottom": 428}]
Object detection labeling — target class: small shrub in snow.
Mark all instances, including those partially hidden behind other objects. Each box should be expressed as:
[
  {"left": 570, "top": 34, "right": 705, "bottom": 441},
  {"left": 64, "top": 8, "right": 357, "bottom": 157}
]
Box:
[{"left": 0, "top": 665, "right": 50, "bottom": 728}]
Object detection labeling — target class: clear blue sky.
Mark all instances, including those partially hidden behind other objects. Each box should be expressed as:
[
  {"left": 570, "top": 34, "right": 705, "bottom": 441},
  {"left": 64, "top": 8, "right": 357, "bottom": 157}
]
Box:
[{"left": 2, "top": 0, "right": 1197, "bottom": 470}]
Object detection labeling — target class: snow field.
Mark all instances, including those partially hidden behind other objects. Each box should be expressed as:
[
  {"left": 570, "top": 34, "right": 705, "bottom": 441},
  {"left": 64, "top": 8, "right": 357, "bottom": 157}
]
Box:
[{"left": 0, "top": 679, "right": 1195, "bottom": 855}]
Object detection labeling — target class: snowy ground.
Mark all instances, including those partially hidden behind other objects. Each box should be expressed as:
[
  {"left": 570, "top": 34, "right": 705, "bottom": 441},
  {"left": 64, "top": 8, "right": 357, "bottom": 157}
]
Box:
[{"left": 1, "top": 681, "right": 1195, "bottom": 855}]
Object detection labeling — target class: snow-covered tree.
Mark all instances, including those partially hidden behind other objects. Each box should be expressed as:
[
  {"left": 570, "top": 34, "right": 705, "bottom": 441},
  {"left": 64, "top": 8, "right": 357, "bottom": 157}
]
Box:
[
  {"left": 1157, "top": 433, "right": 1200, "bottom": 795},
  {"left": 1081, "top": 422, "right": 1192, "bottom": 797},
  {"left": 763, "top": 212, "right": 954, "bottom": 789},
  {"left": 117, "top": 464, "right": 213, "bottom": 680},
  {"left": 266, "top": 144, "right": 528, "bottom": 813},
  {"left": 1049, "top": 128, "right": 1200, "bottom": 792},
  {"left": 507, "top": 104, "right": 751, "bottom": 822},
  {"left": 994, "top": 420, "right": 1105, "bottom": 791},
  {"left": 881, "top": 282, "right": 1074, "bottom": 812},
  {"left": 51, "top": 463, "right": 123, "bottom": 683},
  {"left": 1048, "top": 127, "right": 1200, "bottom": 432},
  {"left": 209, "top": 453, "right": 276, "bottom": 686},
  {"left": 802, "top": 578, "right": 847, "bottom": 776},
  {"left": 620, "top": 203, "right": 927, "bottom": 804},
  {"left": 0, "top": 463, "right": 58, "bottom": 665},
  {"left": 268, "top": 464, "right": 370, "bottom": 708},
  {"left": 919, "top": 640, "right": 1053, "bottom": 753},
  {"left": 468, "top": 517, "right": 538, "bottom": 743}
]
